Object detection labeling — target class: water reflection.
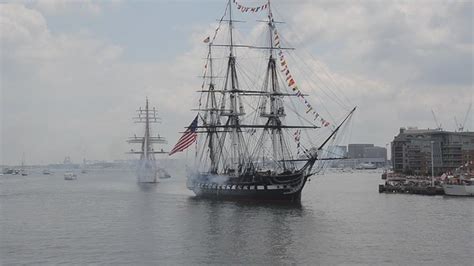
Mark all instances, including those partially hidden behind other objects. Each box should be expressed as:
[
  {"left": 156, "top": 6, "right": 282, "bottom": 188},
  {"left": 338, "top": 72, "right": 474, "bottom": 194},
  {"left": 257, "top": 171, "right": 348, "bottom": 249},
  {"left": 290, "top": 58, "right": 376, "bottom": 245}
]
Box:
[
  {"left": 136, "top": 182, "right": 158, "bottom": 192},
  {"left": 184, "top": 197, "right": 313, "bottom": 264}
]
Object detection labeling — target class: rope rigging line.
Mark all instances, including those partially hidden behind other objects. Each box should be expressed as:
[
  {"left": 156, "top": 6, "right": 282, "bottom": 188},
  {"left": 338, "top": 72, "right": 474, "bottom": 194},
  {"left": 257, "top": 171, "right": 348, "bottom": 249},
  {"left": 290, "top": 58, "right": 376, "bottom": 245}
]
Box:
[
  {"left": 284, "top": 49, "right": 350, "bottom": 116},
  {"left": 275, "top": 31, "right": 349, "bottom": 120},
  {"left": 272, "top": 7, "right": 354, "bottom": 109}
]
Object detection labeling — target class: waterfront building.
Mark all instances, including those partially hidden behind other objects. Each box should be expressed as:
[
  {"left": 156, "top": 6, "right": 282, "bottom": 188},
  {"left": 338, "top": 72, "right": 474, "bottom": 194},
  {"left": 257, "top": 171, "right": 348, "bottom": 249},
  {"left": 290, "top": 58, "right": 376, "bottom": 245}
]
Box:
[
  {"left": 364, "top": 146, "right": 387, "bottom": 161},
  {"left": 391, "top": 127, "right": 474, "bottom": 175},
  {"left": 333, "top": 144, "right": 387, "bottom": 168},
  {"left": 348, "top": 144, "right": 374, "bottom": 159}
]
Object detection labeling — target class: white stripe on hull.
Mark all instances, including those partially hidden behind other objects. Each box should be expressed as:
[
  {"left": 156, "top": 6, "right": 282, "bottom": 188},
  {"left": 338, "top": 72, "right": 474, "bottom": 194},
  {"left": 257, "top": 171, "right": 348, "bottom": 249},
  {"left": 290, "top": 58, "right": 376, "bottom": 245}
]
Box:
[{"left": 442, "top": 184, "right": 474, "bottom": 196}]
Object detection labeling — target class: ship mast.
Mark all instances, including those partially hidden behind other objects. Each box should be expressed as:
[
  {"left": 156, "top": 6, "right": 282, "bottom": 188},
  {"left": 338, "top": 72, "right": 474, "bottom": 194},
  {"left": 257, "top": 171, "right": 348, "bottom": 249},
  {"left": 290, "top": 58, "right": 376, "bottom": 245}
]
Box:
[
  {"left": 206, "top": 43, "right": 220, "bottom": 173},
  {"left": 196, "top": 0, "right": 322, "bottom": 176},
  {"left": 127, "top": 98, "right": 167, "bottom": 158},
  {"left": 268, "top": 2, "right": 279, "bottom": 167},
  {"left": 222, "top": 0, "right": 247, "bottom": 175},
  {"left": 143, "top": 98, "right": 150, "bottom": 160},
  {"left": 260, "top": 1, "right": 291, "bottom": 171}
]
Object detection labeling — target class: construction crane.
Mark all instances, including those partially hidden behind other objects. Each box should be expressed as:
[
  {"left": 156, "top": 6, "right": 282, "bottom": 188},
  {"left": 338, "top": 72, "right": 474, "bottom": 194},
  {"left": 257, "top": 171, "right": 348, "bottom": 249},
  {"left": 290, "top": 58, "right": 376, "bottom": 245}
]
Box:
[
  {"left": 454, "top": 116, "right": 460, "bottom": 132},
  {"left": 458, "top": 103, "right": 472, "bottom": 132},
  {"left": 431, "top": 109, "right": 442, "bottom": 131}
]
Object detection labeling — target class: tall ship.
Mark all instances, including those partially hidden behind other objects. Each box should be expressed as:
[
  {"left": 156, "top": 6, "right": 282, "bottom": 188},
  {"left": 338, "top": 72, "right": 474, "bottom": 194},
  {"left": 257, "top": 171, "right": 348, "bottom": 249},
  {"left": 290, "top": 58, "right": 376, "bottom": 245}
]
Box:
[
  {"left": 178, "top": 0, "right": 355, "bottom": 202},
  {"left": 128, "top": 98, "right": 168, "bottom": 183}
]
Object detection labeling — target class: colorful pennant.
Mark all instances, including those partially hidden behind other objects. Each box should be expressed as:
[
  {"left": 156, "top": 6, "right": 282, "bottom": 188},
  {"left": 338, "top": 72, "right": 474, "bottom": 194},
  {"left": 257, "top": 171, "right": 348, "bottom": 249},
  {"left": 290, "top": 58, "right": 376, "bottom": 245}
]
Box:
[{"left": 273, "top": 27, "right": 330, "bottom": 127}]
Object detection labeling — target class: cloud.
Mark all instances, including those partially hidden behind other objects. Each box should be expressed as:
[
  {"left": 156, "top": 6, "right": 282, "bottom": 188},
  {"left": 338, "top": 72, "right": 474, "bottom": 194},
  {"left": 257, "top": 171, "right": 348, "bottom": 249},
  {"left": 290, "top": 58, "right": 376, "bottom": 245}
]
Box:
[
  {"left": 270, "top": 0, "right": 473, "bottom": 146},
  {"left": 0, "top": 1, "right": 472, "bottom": 164},
  {"left": 34, "top": 0, "right": 102, "bottom": 16},
  {"left": 0, "top": 3, "right": 203, "bottom": 164}
]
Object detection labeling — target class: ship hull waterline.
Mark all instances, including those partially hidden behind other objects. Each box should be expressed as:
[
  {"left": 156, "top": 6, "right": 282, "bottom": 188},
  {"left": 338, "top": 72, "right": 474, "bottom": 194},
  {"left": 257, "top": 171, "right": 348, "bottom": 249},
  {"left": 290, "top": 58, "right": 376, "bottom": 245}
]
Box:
[{"left": 187, "top": 172, "right": 309, "bottom": 203}]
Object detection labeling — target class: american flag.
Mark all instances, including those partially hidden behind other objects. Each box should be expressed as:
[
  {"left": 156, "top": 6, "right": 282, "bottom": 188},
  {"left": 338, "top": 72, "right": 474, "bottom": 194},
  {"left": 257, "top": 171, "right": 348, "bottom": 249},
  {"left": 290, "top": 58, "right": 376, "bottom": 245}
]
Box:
[{"left": 169, "top": 115, "right": 198, "bottom": 156}]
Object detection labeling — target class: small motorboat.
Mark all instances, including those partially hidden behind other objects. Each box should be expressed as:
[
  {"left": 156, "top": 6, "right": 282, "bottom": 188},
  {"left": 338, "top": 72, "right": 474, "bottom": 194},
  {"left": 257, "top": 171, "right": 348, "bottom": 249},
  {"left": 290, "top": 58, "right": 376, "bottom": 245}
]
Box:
[
  {"left": 42, "top": 169, "right": 52, "bottom": 175},
  {"left": 64, "top": 172, "right": 77, "bottom": 180},
  {"left": 158, "top": 168, "right": 171, "bottom": 179}
]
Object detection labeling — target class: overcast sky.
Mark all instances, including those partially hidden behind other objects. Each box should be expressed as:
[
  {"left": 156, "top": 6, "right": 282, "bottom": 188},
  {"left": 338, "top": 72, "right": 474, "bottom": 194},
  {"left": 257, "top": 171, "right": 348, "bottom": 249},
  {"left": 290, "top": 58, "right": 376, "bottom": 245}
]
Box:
[{"left": 1, "top": 0, "right": 472, "bottom": 165}]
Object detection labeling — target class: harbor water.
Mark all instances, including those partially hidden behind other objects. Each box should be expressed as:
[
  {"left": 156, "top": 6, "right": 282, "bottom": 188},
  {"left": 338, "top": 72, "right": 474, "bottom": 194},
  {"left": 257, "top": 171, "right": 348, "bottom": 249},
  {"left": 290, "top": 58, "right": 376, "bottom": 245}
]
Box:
[{"left": 1, "top": 169, "right": 472, "bottom": 265}]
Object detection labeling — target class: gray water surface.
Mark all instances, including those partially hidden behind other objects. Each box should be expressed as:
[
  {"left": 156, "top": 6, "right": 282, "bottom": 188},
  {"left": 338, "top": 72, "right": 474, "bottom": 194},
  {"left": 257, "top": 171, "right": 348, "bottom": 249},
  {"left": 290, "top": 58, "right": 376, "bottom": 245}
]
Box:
[{"left": 1, "top": 169, "right": 472, "bottom": 265}]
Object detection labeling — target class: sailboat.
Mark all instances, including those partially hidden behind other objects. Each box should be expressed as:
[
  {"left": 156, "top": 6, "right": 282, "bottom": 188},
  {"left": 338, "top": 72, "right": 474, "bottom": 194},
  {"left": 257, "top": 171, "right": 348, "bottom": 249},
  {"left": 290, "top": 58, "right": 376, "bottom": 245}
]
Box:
[
  {"left": 128, "top": 98, "right": 168, "bottom": 183},
  {"left": 181, "top": 0, "right": 356, "bottom": 202},
  {"left": 81, "top": 158, "right": 87, "bottom": 174},
  {"left": 20, "top": 153, "right": 28, "bottom": 176}
]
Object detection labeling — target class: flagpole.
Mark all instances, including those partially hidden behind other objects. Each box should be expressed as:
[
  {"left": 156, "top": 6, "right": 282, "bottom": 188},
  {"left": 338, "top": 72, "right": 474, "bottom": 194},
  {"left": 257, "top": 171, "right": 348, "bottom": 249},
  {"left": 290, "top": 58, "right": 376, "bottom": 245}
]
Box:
[{"left": 431, "top": 140, "right": 434, "bottom": 187}]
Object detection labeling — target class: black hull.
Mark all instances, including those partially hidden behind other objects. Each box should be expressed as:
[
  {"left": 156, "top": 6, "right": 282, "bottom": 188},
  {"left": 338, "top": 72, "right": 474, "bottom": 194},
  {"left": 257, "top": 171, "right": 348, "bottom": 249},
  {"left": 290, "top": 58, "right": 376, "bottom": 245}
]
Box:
[
  {"left": 188, "top": 172, "right": 308, "bottom": 203},
  {"left": 193, "top": 188, "right": 302, "bottom": 202}
]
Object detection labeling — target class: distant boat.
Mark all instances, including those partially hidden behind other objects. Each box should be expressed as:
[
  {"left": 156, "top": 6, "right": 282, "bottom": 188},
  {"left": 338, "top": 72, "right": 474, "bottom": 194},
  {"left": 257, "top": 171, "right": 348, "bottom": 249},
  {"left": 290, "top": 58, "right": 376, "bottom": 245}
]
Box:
[
  {"left": 42, "top": 169, "right": 52, "bottom": 175},
  {"left": 441, "top": 162, "right": 474, "bottom": 196},
  {"left": 355, "top": 163, "right": 377, "bottom": 170},
  {"left": 64, "top": 172, "right": 77, "bottom": 180},
  {"left": 443, "top": 178, "right": 474, "bottom": 196},
  {"left": 80, "top": 158, "right": 87, "bottom": 174},
  {"left": 2, "top": 168, "right": 14, "bottom": 175},
  {"left": 20, "top": 153, "right": 28, "bottom": 176},
  {"left": 157, "top": 168, "right": 171, "bottom": 179},
  {"left": 442, "top": 171, "right": 474, "bottom": 196}
]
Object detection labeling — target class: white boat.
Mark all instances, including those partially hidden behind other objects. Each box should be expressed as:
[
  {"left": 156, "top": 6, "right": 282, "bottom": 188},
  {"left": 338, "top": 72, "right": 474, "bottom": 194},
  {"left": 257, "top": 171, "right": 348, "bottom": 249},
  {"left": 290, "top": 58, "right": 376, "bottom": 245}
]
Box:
[
  {"left": 19, "top": 153, "right": 28, "bottom": 176},
  {"left": 442, "top": 161, "right": 474, "bottom": 196},
  {"left": 355, "top": 163, "right": 377, "bottom": 170},
  {"left": 157, "top": 168, "right": 171, "bottom": 179},
  {"left": 442, "top": 178, "right": 474, "bottom": 196},
  {"left": 64, "top": 172, "right": 77, "bottom": 180}
]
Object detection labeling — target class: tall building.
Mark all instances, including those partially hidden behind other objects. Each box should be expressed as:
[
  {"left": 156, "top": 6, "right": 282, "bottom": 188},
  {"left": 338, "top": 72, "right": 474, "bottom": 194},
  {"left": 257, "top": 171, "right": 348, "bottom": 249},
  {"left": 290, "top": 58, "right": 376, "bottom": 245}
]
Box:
[
  {"left": 391, "top": 128, "right": 474, "bottom": 175},
  {"left": 348, "top": 144, "right": 374, "bottom": 159},
  {"left": 342, "top": 144, "right": 387, "bottom": 168},
  {"left": 364, "top": 146, "right": 387, "bottom": 161}
]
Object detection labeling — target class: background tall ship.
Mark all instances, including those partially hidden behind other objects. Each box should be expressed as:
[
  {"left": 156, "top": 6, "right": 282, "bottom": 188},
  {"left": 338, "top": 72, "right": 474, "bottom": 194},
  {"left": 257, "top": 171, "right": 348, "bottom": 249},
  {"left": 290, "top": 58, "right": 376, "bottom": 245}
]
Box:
[
  {"left": 175, "top": 0, "right": 356, "bottom": 202},
  {"left": 128, "top": 98, "right": 169, "bottom": 183}
]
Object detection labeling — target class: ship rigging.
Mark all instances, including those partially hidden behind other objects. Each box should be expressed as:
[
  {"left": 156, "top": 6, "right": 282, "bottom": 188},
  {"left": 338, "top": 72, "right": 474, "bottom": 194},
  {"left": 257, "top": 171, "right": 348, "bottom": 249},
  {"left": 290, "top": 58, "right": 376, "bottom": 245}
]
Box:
[
  {"left": 179, "top": 0, "right": 356, "bottom": 202},
  {"left": 128, "top": 98, "right": 168, "bottom": 183}
]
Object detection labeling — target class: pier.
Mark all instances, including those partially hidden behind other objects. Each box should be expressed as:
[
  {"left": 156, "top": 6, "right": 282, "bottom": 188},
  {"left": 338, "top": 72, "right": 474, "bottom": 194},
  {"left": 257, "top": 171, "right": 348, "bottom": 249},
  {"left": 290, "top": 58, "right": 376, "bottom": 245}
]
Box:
[{"left": 379, "top": 177, "right": 444, "bottom": 195}]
